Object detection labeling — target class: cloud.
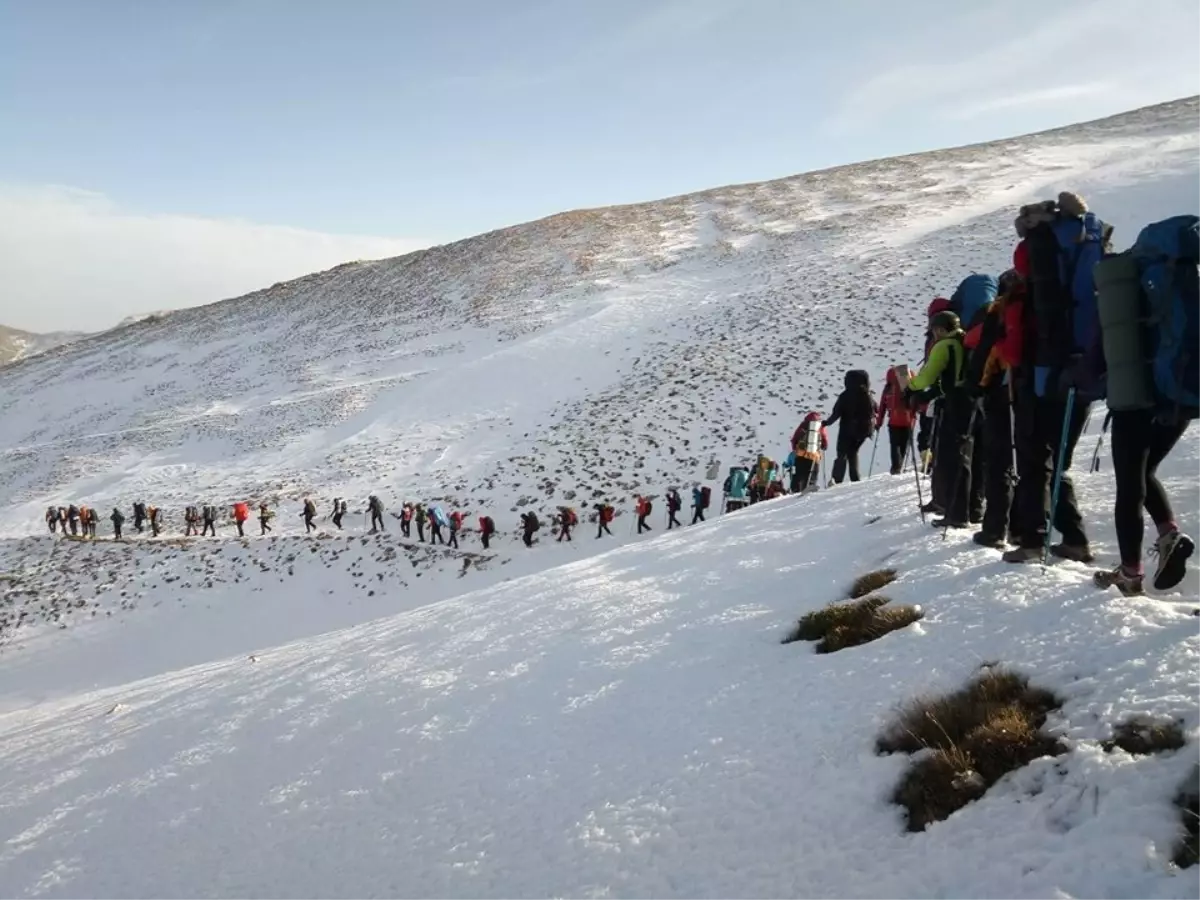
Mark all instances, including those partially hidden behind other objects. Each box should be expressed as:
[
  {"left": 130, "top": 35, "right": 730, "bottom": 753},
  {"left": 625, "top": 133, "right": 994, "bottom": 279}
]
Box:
[
  {"left": 0, "top": 184, "right": 432, "bottom": 333},
  {"left": 824, "top": 0, "right": 1200, "bottom": 136}
]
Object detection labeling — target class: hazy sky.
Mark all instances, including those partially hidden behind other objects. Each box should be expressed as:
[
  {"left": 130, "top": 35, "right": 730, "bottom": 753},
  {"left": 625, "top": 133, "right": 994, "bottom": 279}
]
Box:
[{"left": 1, "top": 0, "right": 1197, "bottom": 332}]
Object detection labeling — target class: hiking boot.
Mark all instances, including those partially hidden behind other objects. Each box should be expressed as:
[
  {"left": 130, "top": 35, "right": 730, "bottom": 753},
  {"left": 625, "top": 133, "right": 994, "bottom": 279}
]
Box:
[
  {"left": 1093, "top": 566, "right": 1144, "bottom": 597},
  {"left": 921, "top": 501, "right": 945, "bottom": 515},
  {"left": 1152, "top": 531, "right": 1194, "bottom": 591},
  {"left": 1003, "top": 546, "right": 1042, "bottom": 564},
  {"left": 973, "top": 531, "right": 1006, "bottom": 549},
  {"left": 933, "top": 517, "right": 970, "bottom": 529},
  {"left": 969, "top": 513, "right": 983, "bottom": 525},
  {"left": 1050, "top": 542, "right": 1095, "bottom": 564}
]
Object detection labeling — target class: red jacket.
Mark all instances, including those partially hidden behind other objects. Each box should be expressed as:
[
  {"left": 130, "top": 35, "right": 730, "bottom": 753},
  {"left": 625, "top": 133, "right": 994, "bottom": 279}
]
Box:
[{"left": 876, "top": 369, "right": 915, "bottom": 429}]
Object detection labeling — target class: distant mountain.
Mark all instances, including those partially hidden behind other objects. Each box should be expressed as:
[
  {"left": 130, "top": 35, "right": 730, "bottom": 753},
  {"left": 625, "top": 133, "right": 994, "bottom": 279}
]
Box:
[{"left": 0, "top": 325, "right": 89, "bottom": 366}]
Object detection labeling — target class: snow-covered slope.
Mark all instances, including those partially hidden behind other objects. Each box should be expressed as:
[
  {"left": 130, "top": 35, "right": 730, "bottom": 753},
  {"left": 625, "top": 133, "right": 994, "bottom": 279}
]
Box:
[
  {"left": 0, "top": 427, "right": 1195, "bottom": 898},
  {"left": 0, "top": 326, "right": 88, "bottom": 367},
  {"left": 0, "top": 99, "right": 1196, "bottom": 538}
]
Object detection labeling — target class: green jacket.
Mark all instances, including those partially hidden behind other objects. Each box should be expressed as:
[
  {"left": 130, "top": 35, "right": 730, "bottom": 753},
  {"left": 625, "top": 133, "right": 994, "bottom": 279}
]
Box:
[{"left": 909, "top": 334, "right": 965, "bottom": 396}]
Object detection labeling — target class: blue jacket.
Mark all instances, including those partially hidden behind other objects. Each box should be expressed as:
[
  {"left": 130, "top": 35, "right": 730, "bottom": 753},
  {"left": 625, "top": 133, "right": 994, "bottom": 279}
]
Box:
[{"left": 728, "top": 469, "right": 749, "bottom": 500}]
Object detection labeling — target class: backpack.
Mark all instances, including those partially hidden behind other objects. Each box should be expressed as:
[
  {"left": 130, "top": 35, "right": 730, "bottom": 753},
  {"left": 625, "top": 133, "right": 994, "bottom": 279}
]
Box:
[
  {"left": 528, "top": 513, "right": 540, "bottom": 530},
  {"left": 304, "top": 500, "right": 316, "bottom": 516},
  {"left": 1096, "top": 215, "right": 1199, "bottom": 419},
  {"left": 480, "top": 515, "right": 494, "bottom": 533},
  {"left": 601, "top": 505, "right": 614, "bottom": 523},
  {"left": 564, "top": 508, "right": 577, "bottom": 526},
  {"left": 949, "top": 274, "right": 998, "bottom": 330},
  {"left": 700, "top": 486, "right": 711, "bottom": 509},
  {"left": 68, "top": 505, "right": 78, "bottom": 518},
  {"left": 1022, "top": 199, "right": 1112, "bottom": 393}
]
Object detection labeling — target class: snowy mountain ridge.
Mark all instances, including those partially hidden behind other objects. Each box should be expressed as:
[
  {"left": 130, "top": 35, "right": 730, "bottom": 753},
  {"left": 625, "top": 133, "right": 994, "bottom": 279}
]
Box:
[{"left": 0, "top": 325, "right": 89, "bottom": 367}]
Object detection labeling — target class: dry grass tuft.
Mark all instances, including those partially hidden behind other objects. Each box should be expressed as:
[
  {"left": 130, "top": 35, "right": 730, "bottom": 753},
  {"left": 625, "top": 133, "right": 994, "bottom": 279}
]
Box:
[
  {"left": 1175, "top": 765, "right": 1199, "bottom": 869},
  {"left": 817, "top": 603, "right": 924, "bottom": 654},
  {"left": 878, "top": 667, "right": 1066, "bottom": 831},
  {"left": 849, "top": 568, "right": 897, "bottom": 599},
  {"left": 782, "top": 595, "right": 888, "bottom": 644},
  {"left": 1102, "top": 717, "right": 1186, "bottom": 756}
]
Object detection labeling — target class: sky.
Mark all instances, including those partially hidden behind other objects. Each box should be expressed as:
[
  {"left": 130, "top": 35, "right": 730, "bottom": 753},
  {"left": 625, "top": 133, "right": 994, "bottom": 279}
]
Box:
[{"left": 1, "top": 0, "right": 1197, "bottom": 333}]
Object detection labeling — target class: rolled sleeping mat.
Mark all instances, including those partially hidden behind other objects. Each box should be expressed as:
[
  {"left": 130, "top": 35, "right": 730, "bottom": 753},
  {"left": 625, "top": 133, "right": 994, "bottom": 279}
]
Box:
[{"left": 1094, "top": 253, "right": 1156, "bottom": 412}]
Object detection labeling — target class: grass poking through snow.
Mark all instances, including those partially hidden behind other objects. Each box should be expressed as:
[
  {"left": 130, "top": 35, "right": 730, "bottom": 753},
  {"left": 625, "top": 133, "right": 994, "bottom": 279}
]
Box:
[
  {"left": 1101, "top": 717, "right": 1186, "bottom": 756},
  {"left": 848, "top": 568, "right": 897, "bottom": 599},
  {"left": 878, "top": 666, "right": 1066, "bottom": 832},
  {"left": 1175, "top": 765, "right": 1199, "bottom": 869},
  {"left": 782, "top": 594, "right": 922, "bottom": 653}
]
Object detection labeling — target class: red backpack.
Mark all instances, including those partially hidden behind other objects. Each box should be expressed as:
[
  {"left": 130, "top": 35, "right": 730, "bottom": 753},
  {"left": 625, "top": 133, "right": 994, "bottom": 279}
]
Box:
[
  {"left": 700, "top": 486, "right": 711, "bottom": 509},
  {"left": 601, "top": 505, "right": 614, "bottom": 523}
]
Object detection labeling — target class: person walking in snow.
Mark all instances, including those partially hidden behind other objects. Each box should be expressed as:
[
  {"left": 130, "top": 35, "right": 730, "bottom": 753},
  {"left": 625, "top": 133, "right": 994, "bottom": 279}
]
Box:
[
  {"left": 824, "top": 370, "right": 878, "bottom": 484},
  {"left": 635, "top": 496, "right": 652, "bottom": 534},
  {"left": 520, "top": 511, "right": 539, "bottom": 548},
  {"left": 691, "top": 486, "right": 707, "bottom": 524},
  {"left": 233, "top": 502, "right": 250, "bottom": 537},
  {"left": 66, "top": 505, "right": 79, "bottom": 536},
  {"left": 666, "top": 489, "right": 683, "bottom": 529},
  {"left": 184, "top": 506, "right": 199, "bottom": 536},
  {"left": 400, "top": 502, "right": 414, "bottom": 539},
  {"left": 414, "top": 504, "right": 427, "bottom": 542},
  {"left": 905, "top": 310, "right": 973, "bottom": 529},
  {"left": 877, "top": 366, "right": 916, "bottom": 475},
  {"left": 331, "top": 498, "right": 347, "bottom": 530},
  {"left": 258, "top": 501, "right": 274, "bottom": 535},
  {"left": 594, "top": 503, "right": 614, "bottom": 538},
  {"left": 479, "top": 515, "right": 495, "bottom": 550},
  {"left": 111, "top": 507, "right": 125, "bottom": 540},
  {"left": 556, "top": 507, "right": 576, "bottom": 542},
  {"left": 132, "top": 501, "right": 146, "bottom": 534},
  {"left": 302, "top": 498, "right": 317, "bottom": 534},
  {"left": 201, "top": 504, "right": 217, "bottom": 537},
  {"left": 45, "top": 506, "right": 58, "bottom": 534},
  {"left": 367, "top": 495, "right": 385, "bottom": 533},
  {"left": 428, "top": 507, "right": 446, "bottom": 545},
  {"left": 448, "top": 510, "right": 465, "bottom": 548},
  {"left": 724, "top": 466, "right": 751, "bottom": 512}
]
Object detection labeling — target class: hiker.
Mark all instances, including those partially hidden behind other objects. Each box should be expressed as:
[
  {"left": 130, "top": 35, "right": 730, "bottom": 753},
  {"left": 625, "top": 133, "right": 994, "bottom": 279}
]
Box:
[
  {"left": 1090, "top": 214, "right": 1197, "bottom": 594},
  {"left": 258, "top": 501, "right": 274, "bottom": 535},
  {"left": 400, "top": 502, "right": 413, "bottom": 538},
  {"left": 824, "top": 370, "right": 877, "bottom": 484},
  {"left": 964, "top": 267, "right": 1025, "bottom": 548},
  {"left": 415, "top": 504, "right": 427, "bottom": 542},
  {"left": 184, "top": 506, "right": 198, "bottom": 536},
  {"left": 1003, "top": 194, "right": 1109, "bottom": 563},
  {"left": 301, "top": 498, "right": 317, "bottom": 534},
  {"left": 233, "top": 502, "right": 250, "bottom": 537},
  {"left": 57, "top": 507, "right": 68, "bottom": 534},
  {"left": 790, "top": 413, "right": 827, "bottom": 492},
  {"left": 110, "top": 507, "right": 125, "bottom": 540},
  {"left": 556, "top": 506, "right": 576, "bottom": 542},
  {"left": 67, "top": 504, "right": 79, "bottom": 536},
  {"left": 45, "top": 506, "right": 58, "bottom": 534},
  {"left": 748, "top": 456, "right": 778, "bottom": 503},
  {"left": 368, "top": 495, "right": 385, "bottom": 533},
  {"left": 331, "top": 498, "right": 345, "bottom": 530},
  {"left": 635, "top": 496, "right": 652, "bottom": 534},
  {"left": 666, "top": 489, "right": 683, "bottom": 529},
  {"left": 132, "top": 502, "right": 146, "bottom": 534},
  {"left": 724, "top": 466, "right": 751, "bottom": 512},
  {"left": 691, "top": 485, "right": 709, "bottom": 524},
  {"left": 877, "top": 366, "right": 916, "bottom": 475},
  {"left": 479, "top": 515, "right": 495, "bottom": 550},
  {"left": 906, "top": 310, "right": 975, "bottom": 528},
  {"left": 201, "top": 504, "right": 217, "bottom": 537},
  {"left": 428, "top": 506, "right": 446, "bottom": 545},
  {"left": 594, "top": 503, "right": 615, "bottom": 538},
  {"left": 520, "top": 511, "right": 539, "bottom": 547},
  {"left": 448, "top": 510, "right": 465, "bottom": 548},
  {"left": 80, "top": 506, "right": 96, "bottom": 538}
]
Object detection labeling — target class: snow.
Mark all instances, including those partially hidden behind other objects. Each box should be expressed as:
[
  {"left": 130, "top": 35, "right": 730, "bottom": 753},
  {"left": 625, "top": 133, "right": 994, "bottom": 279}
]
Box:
[{"left": 0, "top": 97, "right": 1197, "bottom": 897}]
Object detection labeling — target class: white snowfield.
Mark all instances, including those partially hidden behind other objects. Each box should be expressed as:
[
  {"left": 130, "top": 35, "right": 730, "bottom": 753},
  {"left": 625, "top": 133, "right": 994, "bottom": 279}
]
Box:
[
  {"left": 0, "top": 437, "right": 1196, "bottom": 899},
  {"left": 0, "top": 98, "right": 1197, "bottom": 898}
]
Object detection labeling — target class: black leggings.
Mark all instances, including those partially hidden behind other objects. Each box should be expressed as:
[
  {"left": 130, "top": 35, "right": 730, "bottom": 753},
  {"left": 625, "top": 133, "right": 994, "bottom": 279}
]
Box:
[
  {"left": 888, "top": 426, "right": 911, "bottom": 474},
  {"left": 1110, "top": 410, "right": 1188, "bottom": 568}
]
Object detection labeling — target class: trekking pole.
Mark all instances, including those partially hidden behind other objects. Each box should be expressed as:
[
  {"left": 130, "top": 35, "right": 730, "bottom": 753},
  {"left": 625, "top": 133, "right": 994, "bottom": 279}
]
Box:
[
  {"left": 1043, "top": 387, "right": 1077, "bottom": 565},
  {"left": 909, "top": 428, "right": 926, "bottom": 523},
  {"left": 867, "top": 430, "right": 881, "bottom": 478},
  {"left": 1090, "top": 411, "right": 1111, "bottom": 472}
]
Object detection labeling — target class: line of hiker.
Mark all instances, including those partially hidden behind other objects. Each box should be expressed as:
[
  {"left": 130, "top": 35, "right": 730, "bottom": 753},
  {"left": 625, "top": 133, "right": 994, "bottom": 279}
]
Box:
[{"left": 835, "top": 195, "right": 1196, "bottom": 597}]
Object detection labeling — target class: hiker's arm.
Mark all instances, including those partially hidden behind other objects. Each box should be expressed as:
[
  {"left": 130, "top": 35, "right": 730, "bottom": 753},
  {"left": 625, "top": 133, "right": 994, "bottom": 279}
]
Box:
[{"left": 907, "top": 342, "right": 948, "bottom": 392}]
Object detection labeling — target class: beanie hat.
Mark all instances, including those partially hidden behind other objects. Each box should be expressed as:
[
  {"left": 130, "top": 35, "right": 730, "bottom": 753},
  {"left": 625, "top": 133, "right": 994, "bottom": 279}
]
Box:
[{"left": 927, "top": 297, "right": 951, "bottom": 318}]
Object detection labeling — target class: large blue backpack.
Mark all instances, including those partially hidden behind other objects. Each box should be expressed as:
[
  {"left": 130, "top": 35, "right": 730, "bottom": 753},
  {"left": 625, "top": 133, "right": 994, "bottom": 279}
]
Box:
[
  {"left": 1133, "top": 215, "right": 1199, "bottom": 418},
  {"left": 949, "top": 274, "right": 998, "bottom": 329}
]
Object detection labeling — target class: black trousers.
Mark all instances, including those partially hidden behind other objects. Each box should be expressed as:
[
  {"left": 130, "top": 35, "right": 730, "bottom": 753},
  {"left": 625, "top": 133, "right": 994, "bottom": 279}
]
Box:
[
  {"left": 113, "top": 525, "right": 122, "bottom": 540},
  {"left": 371, "top": 512, "right": 384, "bottom": 532},
  {"left": 203, "top": 521, "right": 215, "bottom": 537},
  {"left": 932, "top": 394, "right": 977, "bottom": 523},
  {"left": 668, "top": 510, "right": 681, "bottom": 529},
  {"left": 481, "top": 531, "right": 491, "bottom": 549},
  {"left": 637, "top": 515, "right": 650, "bottom": 534},
  {"left": 832, "top": 432, "right": 867, "bottom": 484},
  {"left": 523, "top": 529, "right": 535, "bottom": 547},
  {"left": 791, "top": 458, "right": 817, "bottom": 492},
  {"left": 400, "top": 519, "right": 410, "bottom": 537},
  {"left": 236, "top": 521, "right": 245, "bottom": 537},
  {"left": 1013, "top": 389, "right": 1091, "bottom": 549},
  {"left": 304, "top": 516, "right": 314, "bottom": 533},
  {"left": 1110, "top": 409, "right": 1188, "bottom": 568},
  {"left": 417, "top": 522, "right": 425, "bottom": 541},
  {"left": 449, "top": 529, "right": 459, "bottom": 548},
  {"left": 430, "top": 524, "right": 444, "bottom": 544},
  {"left": 980, "top": 385, "right": 1015, "bottom": 540},
  {"left": 692, "top": 508, "right": 705, "bottom": 524},
  {"left": 887, "top": 426, "right": 911, "bottom": 474}
]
